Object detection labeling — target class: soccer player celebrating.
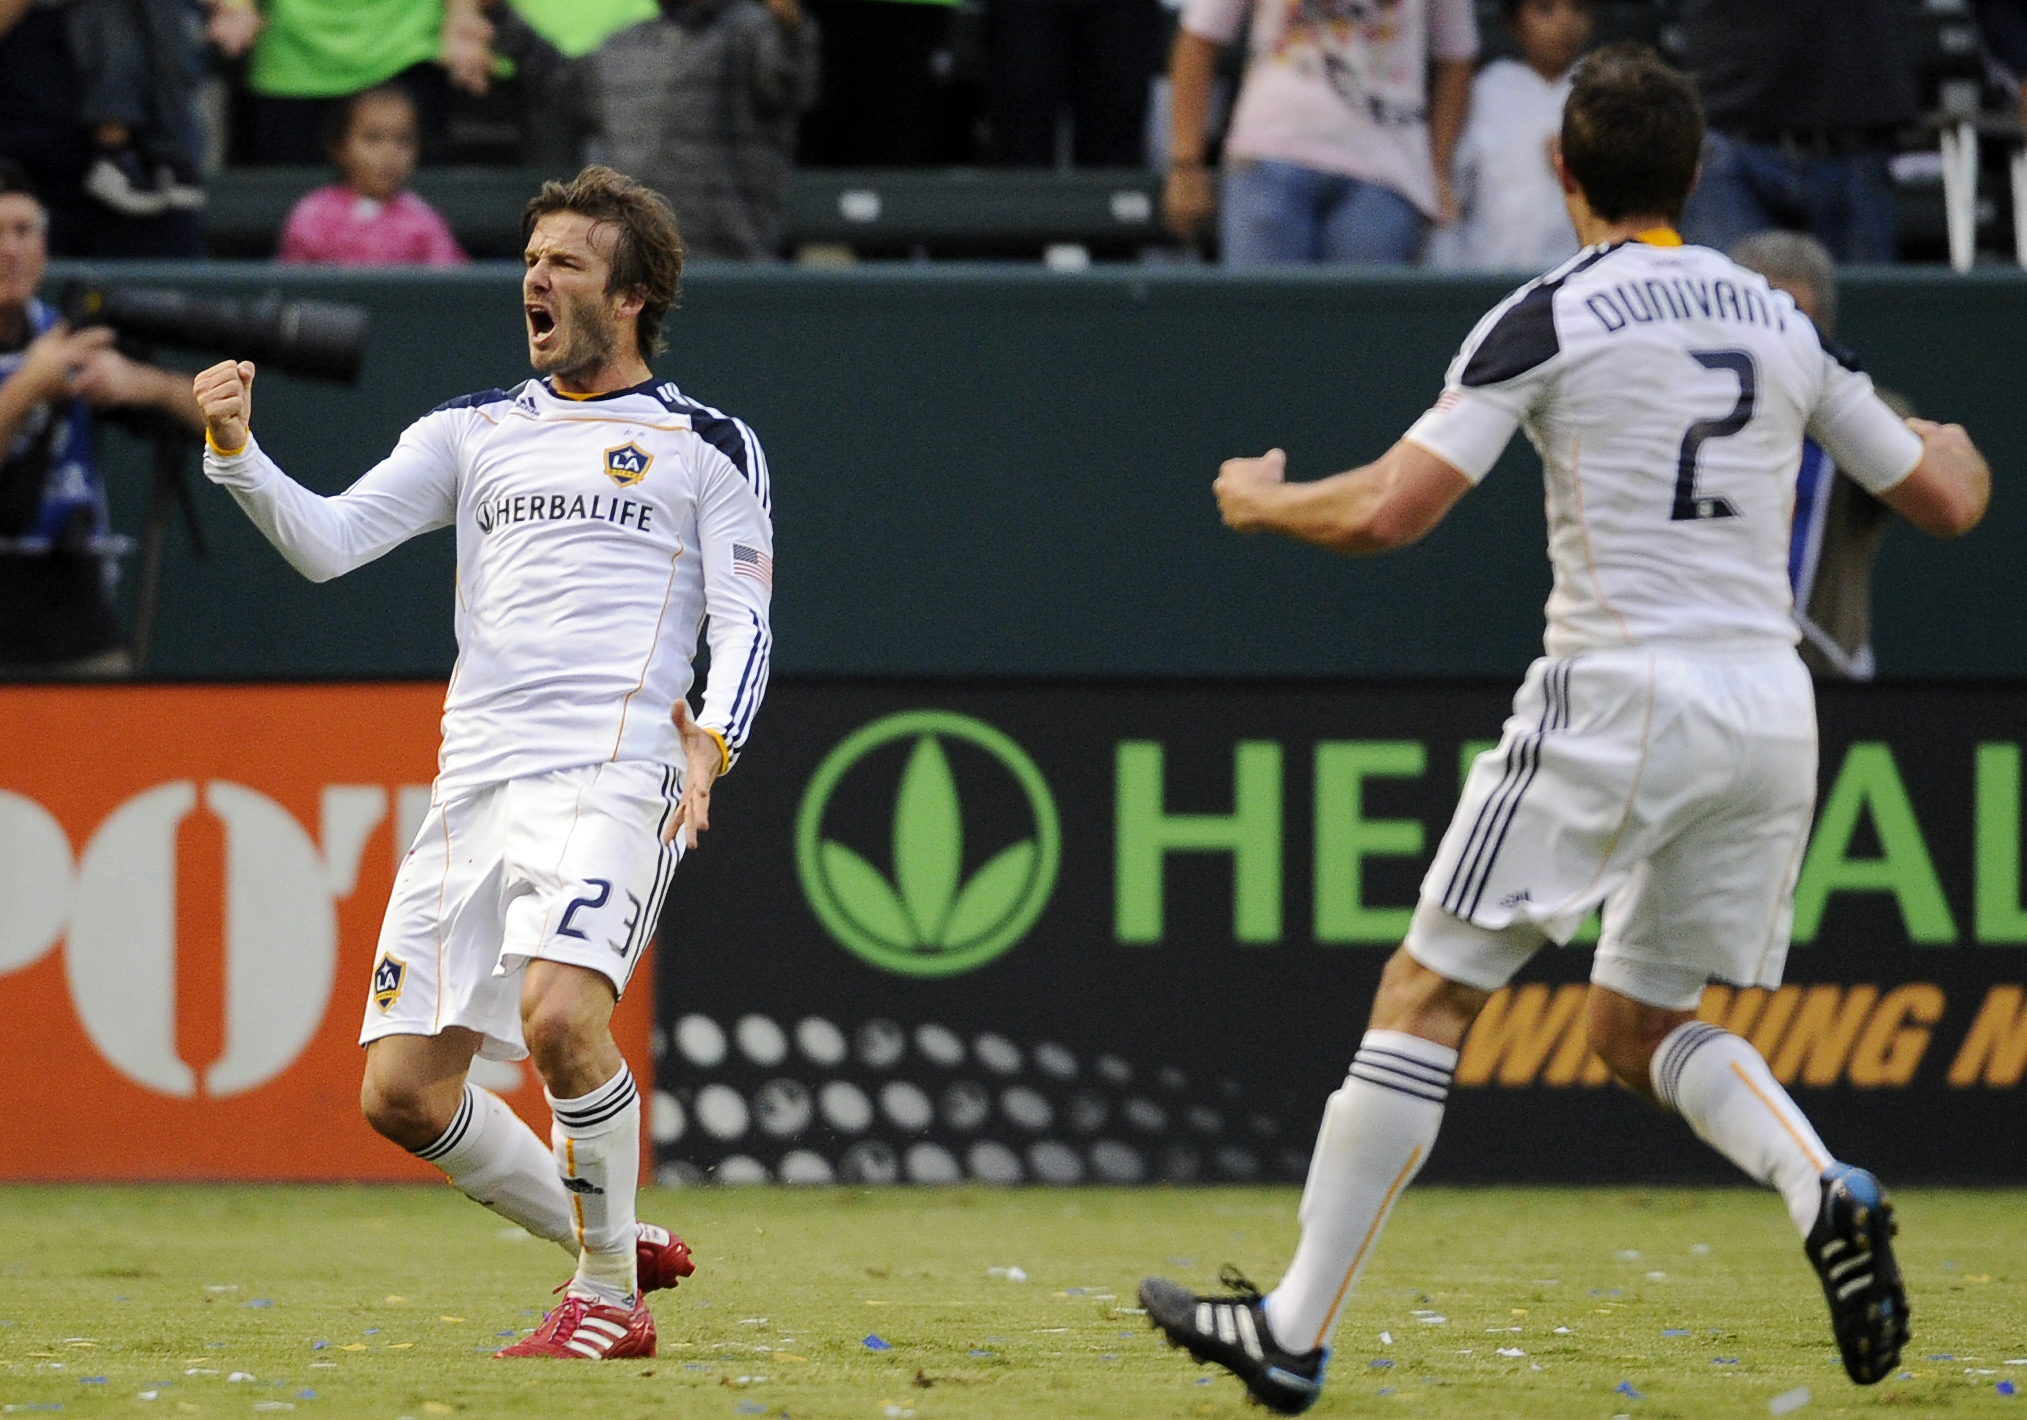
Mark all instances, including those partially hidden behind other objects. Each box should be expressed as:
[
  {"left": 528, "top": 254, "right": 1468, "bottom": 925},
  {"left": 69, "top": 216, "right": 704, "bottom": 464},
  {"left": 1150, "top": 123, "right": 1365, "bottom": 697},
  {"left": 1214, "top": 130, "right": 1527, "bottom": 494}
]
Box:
[
  {"left": 1141, "top": 46, "right": 1988, "bottom": 1414},
  {"left": 191, "top": 167, "right": 773, "bottom": 1361}
]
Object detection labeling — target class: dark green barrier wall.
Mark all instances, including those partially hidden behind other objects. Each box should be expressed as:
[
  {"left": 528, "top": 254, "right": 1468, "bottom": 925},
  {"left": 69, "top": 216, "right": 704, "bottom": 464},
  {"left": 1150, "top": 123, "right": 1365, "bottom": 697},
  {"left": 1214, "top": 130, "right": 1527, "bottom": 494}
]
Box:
[{"left": 56, "top": 262, "right": 2027, "bottom": 678}]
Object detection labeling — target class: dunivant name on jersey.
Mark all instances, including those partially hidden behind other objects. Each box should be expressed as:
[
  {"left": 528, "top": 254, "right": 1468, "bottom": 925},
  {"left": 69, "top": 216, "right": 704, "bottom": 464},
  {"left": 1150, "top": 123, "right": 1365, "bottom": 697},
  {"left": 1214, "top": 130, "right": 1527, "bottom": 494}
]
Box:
[
  {"left": 1586, "top": 278, "right": 1782, "bottom": 335},
  {"left": 475, "top": 493, "right": 655, "bottom": 535}
]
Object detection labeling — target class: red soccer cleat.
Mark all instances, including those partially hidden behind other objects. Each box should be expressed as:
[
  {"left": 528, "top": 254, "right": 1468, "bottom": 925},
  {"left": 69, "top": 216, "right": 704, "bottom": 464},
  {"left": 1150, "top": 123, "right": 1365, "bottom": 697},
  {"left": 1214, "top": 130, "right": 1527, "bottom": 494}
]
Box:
[
  {"left": 637, "top": 1222, "right": 695, "bottom": 1293},
  {"left": 495, "top": 1294, "right": 657, "bottom": 1360}
]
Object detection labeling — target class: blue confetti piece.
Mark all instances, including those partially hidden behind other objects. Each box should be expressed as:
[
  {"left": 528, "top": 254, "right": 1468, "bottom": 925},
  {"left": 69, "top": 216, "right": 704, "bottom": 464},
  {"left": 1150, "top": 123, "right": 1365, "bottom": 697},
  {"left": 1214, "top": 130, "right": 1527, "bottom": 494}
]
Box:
[
  {"left": 736, "top": 1404, "right": 767, "bottom": 1415},
  {"left": 863, "top": 1335, "right": 891, "bottom": 1352},
  {"left": 1927, "top": 1354, "right": 1956, "bottom": 1362},
  {"left": 684, "top": 1364, "right": 707, "bottom": 1371},
  {"left": 363, "top": 1328, "right": 380, "bottom": 1336},
  {"left": 1662, "top": 1329, "right": 1690, "bottom": 1337},
  {"left": 1377, "top": 1387, "right": 1395, "bottom": 1396},
  {"left": 1614, "top": 1380, "right": 1644, "bottom": 1399},
  {"left": 311, "top": 1341, "right": 328, "bottom": 1350},
  {"left": 1712, "top": 1357, "right": 1739, "bottom": 1365},
  {"left": 968, "top": 1350, "right": 993, "bottom": 1357},
  {"left": 1100, "top": 1354, "right": 1119, "bottom": 1361},
  {"left": 695, "top": 1300, "right": 711, "bottom": 1307},
  {"left": 1194, "top": 1377, "right": 1212, "bottom": 1386},
  {"left": 1064, "top": 1288, "right": 1087, "bottom": 1295},
  {"left": 2001, "top": 1380, "right": 2018, "bottom": 1397},
  {"left": 298, "top": 1391, "right": 316, "bottom": 1400},
  {"left": 1167, "top": 1257, "right": 1196, "bottom": 1268},
  {"left": 1370, "top": 1358, "right": 1394, "bottom": 1369},
  {"left": 247, "top": 1299, "right": 274, "bottom": 1309},
  {"left": 79, "top": 1376, "right": 106, "bottom": 1384},
  {"left": 495, "top": 1331, "right": 517, "bottom": 1338}
]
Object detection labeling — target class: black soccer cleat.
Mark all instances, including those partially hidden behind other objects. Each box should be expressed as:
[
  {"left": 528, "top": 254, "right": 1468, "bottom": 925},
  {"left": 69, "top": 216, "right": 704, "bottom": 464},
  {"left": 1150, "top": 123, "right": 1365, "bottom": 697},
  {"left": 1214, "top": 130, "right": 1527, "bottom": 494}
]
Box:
[
  {"left": 1140, "top": 1267, "right": 1329, "bottom": 1414},
  {"left": 1805, "top": 1164, "right": 1909, "bottom": 1385}
]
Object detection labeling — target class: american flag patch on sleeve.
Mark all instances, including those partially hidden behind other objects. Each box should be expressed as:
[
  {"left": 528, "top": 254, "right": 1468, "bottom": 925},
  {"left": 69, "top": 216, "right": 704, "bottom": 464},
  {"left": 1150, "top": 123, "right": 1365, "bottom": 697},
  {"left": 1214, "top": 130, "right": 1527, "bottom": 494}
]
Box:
[{"left": 733, "top": 543, "right": 773, "bottom": 590}]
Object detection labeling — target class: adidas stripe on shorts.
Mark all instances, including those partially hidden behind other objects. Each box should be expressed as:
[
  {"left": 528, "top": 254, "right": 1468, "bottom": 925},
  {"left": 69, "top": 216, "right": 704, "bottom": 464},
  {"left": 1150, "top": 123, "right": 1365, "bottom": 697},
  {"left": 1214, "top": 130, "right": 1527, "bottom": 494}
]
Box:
[
  {"left": 360, "top": 759, "right": 681, "bottom": 1061},
  {"left": 1405, "top": 645, "right": 1816, "bottom": 1010}
]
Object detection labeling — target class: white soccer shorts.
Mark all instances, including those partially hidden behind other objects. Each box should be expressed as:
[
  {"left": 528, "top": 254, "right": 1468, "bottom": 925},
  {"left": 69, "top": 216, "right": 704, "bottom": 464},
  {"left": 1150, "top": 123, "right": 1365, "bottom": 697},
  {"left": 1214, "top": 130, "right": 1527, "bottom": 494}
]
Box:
[
  {"left": 359, "top": 760, "right": 682, "bottom": 1061},
  {"left": 1405, "top": 646, "right": 1817, "bottom": 1010}
]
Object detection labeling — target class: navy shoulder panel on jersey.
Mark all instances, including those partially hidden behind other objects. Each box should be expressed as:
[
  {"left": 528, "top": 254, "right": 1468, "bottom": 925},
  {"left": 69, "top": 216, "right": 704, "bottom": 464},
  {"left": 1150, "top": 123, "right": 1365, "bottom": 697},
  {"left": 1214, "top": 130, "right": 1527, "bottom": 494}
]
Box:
[
  {"left": 1459, "top": 245, "right": 1619, "bottom": 389},
  {"left": 651, "top": 381, "right": 755, "bottom": 480},
  {"left": 428, "top": 385, "right": 514, "bottom": 415}
]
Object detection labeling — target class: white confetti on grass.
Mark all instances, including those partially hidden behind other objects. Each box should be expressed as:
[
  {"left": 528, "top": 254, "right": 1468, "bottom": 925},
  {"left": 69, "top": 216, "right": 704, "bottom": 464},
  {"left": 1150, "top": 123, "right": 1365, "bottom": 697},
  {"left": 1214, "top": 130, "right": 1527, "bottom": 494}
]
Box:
[
  {"left": 1497, "top": 1347, "right": 1526, "bottom": 1358},
  {"left": 1770, "top": 1385, "right": 1812, "bottom": 1415}
]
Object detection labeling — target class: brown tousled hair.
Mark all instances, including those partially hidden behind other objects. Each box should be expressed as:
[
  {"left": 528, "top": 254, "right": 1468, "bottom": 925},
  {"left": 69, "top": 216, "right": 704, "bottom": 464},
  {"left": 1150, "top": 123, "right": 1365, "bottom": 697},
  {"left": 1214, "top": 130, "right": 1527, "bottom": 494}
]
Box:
[
  {"left": 1560, "top": 42, "right": 1704, "bottom": 225},
  {"left": 522, "top": 165, "right": 684, "bottom": 358}
]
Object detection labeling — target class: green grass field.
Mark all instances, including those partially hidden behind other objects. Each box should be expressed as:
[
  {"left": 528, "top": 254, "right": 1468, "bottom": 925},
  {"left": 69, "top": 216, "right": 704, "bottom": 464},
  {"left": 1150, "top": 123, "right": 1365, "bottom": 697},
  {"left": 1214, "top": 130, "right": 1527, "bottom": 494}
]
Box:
[{"left": 1, "top": 1185, "right": 2021, "bottom": 1419}]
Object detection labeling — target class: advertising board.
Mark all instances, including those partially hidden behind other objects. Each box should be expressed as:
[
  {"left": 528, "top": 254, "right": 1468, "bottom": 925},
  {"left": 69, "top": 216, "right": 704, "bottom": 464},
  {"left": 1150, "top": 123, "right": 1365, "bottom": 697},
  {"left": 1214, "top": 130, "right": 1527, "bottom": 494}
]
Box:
[
  {"left": 654, "top": 680, "right": 2027, "bottom": 1188},
  {"left": 0, "top": 685, "right": 655, "bottom": 1180}
]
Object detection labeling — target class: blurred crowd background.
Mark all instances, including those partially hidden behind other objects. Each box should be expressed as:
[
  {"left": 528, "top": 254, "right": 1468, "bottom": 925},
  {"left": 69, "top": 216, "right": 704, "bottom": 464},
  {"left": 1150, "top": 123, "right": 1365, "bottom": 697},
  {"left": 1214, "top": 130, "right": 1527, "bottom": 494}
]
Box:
[{"left": 1, "top": 0, "right": 2024, "bottom": 267}]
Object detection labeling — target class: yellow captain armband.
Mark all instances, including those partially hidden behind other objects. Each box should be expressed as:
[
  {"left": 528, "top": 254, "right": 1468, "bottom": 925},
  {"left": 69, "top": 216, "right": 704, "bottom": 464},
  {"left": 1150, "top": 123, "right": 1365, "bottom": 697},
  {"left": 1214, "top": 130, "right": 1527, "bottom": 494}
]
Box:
[
  {"left": 206, "top": 427, "right": 248, "bottom": 457},
  {"left": 701, "top": 724, "right": 731, "bottom": 777}
]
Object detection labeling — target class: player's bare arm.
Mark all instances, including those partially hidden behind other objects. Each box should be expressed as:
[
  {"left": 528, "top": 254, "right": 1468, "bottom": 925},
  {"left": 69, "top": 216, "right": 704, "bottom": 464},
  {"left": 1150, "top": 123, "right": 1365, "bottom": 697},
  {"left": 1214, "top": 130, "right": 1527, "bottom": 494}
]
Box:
[
  {"left": 193, "top": 358, "right": 255, "bottom": 452},
  {"left": 1882, "top": 417, "right": 1989, "bottom": 538},
  {"left": 1214, "top": 439, "right": 1473, "bottom": 553}
]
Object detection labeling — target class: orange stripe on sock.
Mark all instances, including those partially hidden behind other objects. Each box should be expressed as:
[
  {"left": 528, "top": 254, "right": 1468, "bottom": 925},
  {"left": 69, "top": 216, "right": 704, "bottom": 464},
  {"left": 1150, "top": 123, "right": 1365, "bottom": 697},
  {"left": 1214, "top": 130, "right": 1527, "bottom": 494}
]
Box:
[
  {"left": 1729, "top": 1061, "right": 1828, "bottom": 1172},
  {"left": 565, "top": 1139, "right": 585, "bottom": 1246},
  {"left": 1313, "top": 1144, "right": 1422, "bottom": 1351}
]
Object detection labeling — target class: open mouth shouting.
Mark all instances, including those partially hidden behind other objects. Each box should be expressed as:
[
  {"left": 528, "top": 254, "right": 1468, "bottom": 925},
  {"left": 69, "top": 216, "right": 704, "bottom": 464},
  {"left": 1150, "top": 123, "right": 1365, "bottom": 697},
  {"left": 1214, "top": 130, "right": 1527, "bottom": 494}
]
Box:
[{"left": 526, "top": 299, "right": 558, "bottom": 347}]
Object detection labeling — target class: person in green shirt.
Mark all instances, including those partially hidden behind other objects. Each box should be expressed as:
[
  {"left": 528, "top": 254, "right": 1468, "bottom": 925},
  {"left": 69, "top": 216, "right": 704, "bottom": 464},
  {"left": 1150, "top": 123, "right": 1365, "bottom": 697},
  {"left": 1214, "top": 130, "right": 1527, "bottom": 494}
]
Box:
[{"left": 242, "top": 0, "right": 495, "bottom": 165}]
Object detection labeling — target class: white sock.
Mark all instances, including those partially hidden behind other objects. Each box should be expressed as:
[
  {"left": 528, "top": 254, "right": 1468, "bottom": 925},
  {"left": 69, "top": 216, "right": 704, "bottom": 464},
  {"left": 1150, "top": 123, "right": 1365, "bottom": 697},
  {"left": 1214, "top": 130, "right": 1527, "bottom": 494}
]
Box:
[
  {"left": 1652, "top": 1022, "right": 1833, "bottom": 1236},
  {"left": 414, "top": 1083, "right": 577, "bottom": 1257},
  {"left": 1263, "top": 1030, "right": 1455, "bottom": 1354},
  {"left": 549, "top": 1064, "right": 642, "bottom": 1306}
]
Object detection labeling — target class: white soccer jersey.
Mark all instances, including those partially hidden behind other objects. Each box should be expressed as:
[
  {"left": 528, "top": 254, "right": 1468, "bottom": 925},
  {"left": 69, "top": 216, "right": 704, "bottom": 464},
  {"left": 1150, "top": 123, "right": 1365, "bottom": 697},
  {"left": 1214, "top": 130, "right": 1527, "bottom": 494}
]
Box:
[
  {"left": 204, "top": 377, "right": 773, "bottom": 795},
  {"left": 1404, "top": 237, "right": 1923, "bottom": 657}
]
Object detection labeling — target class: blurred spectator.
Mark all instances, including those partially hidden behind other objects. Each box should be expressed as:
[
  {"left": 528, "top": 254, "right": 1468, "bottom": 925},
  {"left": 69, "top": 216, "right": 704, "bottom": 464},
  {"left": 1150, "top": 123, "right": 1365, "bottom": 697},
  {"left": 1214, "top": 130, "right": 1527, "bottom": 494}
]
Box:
[
  {"left": 593, "top": 0, "right": 818, "bottom": 260},
  {"left": 242, "top": 0, "right": 495, "bottom": 166},
  {"left": 1971, "top": 0, "right": 2027, "bottom": 135},
  {"left": 0, "top": 0, "right": 205, "bottom": 256},
  {"left": 1731, "top": 230, "right": 1895, "bottom": 679},
  {"left": 1426, "top": 0, "right": 1589, "bottom": 271},
  {"left": 488, "top": 0, "right": 646, "bottom": 170},
  {"left": 1677, "top": 0, "right": 1917, "bottom": 263},
  {"left": 985, "top": 0, "right": 1161, "bottom": 167},
  {"left": 797, "top": 0, "right": 952, "bottom": 166},
  {"left": 0, "top": 161, "right": 204, "bottom": 676},
  {"left": 66, "top": 0, "right": 211, "bottom": 216},
  {"left": 278, "top": 86, "right": 467, "bottom": 264},
  {"left": 1165, "top": 0, "right": 1476, "bottom": 265}
]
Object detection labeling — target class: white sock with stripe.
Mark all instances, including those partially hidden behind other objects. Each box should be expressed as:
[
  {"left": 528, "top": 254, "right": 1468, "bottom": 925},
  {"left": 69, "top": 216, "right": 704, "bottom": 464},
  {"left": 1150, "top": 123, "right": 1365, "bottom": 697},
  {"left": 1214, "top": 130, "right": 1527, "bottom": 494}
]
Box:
[
  {"left": 1262, "top": 1030, "right": 1455, "bottom": 1354},
  {"left": 549, "top": 1064, "right": 642, "bottom": 1306},
  {"left": 413, "top": 1083, "right": 576, "bottom": 1256},
  {"left": 1652, "top": 1022, "right": 1833, "bottom": 1236}
]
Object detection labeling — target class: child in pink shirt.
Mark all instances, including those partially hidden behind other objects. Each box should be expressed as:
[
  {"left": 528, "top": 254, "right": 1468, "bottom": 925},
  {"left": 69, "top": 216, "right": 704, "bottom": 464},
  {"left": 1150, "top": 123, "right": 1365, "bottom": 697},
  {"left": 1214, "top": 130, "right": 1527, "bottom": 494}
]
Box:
[{"left": 278, "top": 86, "right": 466, "bottom": 266}]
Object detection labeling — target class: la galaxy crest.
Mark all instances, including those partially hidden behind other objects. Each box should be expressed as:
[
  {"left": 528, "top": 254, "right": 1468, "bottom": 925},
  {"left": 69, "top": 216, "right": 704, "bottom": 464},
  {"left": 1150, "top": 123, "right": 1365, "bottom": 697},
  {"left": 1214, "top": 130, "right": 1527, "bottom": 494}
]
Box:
[
  {"left": 372, "top": 955, "right": 406, "bottom": 1012},
  {"left": 604, "top": 441, "right": 652, "bottom": 487}
]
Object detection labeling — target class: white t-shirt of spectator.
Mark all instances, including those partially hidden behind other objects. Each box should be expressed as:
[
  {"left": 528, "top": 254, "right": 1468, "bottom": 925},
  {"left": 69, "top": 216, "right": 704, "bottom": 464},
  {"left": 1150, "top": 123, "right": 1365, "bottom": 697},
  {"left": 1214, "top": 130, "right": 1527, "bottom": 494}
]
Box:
[
  {"left": 1426, "top": 58, "right": 1579, "bottom": 271},
  {"left": 1181, "top": 0, "right": 1479, "bottom": 217}
]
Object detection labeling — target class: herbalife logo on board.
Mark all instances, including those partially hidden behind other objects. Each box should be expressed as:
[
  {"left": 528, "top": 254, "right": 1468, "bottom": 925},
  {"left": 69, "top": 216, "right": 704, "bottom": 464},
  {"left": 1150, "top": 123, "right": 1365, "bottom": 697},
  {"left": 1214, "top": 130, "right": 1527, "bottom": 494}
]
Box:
[{"left": 795, "top": 711, "right": 1060, "bottom": 977}]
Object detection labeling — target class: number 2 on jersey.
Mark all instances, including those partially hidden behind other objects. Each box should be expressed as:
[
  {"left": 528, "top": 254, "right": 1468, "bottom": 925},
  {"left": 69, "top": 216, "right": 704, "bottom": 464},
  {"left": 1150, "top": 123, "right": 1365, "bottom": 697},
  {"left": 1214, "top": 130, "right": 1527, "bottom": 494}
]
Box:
[{"left": 1673, "top": 348, "right": 1756, "bottom": 521}]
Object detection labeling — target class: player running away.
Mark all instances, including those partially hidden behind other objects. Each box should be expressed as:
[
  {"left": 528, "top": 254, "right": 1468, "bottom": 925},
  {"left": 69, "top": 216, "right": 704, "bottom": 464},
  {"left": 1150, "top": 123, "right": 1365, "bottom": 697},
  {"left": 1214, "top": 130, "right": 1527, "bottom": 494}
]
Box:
[
  {"left": 191, "top": 166, "right": 774, "bottom": 1361},
  {"left": 1141, "top": 45, "right": 1989, "bottom": 1414}
]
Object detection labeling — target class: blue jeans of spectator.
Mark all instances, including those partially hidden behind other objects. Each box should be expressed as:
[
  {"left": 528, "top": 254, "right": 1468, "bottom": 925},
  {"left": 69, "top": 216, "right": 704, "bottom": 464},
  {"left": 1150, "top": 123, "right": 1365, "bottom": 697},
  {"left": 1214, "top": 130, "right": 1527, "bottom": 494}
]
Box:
[
  {"left": 1681, "top": 131, "right": 1897, "bottom": 263},
  {"left": 63, "top": 0, "right": 201, "bottom": 165},
  {"left": 1220, "top": 158, "right": 1425, "bottom": 266}
]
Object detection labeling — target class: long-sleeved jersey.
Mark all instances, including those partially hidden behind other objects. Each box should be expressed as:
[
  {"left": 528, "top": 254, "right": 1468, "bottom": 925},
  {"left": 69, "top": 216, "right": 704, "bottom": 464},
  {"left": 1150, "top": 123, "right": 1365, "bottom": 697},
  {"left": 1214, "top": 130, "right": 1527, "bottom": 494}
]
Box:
[{"left": 203, "top": 376, "right": 774, "bottom": 796}]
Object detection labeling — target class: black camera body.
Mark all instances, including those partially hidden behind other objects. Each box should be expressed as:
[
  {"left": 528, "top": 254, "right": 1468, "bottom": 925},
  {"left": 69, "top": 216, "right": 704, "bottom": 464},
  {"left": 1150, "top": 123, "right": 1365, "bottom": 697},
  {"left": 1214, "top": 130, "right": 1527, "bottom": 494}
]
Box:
[{"left": 58, "top": 282, "right": 369, "bottom": 385}]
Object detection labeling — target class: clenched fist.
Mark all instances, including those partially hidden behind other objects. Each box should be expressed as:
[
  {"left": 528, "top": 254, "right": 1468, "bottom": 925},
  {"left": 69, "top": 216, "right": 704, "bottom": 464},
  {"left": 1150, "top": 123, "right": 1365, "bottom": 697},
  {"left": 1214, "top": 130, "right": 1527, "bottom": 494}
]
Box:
[{"left": 193, "top": 359, "right": 256, "bottom": 453}]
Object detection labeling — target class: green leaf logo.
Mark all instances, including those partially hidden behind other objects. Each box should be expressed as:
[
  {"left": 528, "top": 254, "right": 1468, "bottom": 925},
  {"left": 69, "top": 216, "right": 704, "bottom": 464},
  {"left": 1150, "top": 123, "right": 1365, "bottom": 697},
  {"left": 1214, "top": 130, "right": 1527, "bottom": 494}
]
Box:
[{"left": 796, "top": 711, "right": 1059, "bottom": 977}]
